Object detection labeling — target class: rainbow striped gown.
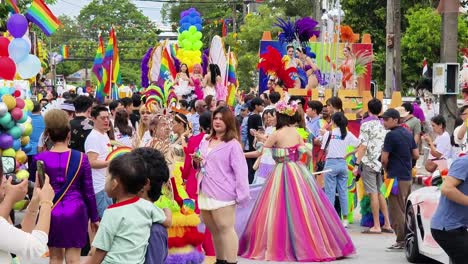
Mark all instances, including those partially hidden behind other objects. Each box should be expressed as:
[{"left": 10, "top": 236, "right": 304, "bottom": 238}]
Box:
[{"left": 239, "top": 145, "right": 355, "bottom": 262}]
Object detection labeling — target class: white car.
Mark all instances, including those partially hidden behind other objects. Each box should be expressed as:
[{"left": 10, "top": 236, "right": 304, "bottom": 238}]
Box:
[{"left": 405, "top": 184, "right": 450, "bottom": 264}]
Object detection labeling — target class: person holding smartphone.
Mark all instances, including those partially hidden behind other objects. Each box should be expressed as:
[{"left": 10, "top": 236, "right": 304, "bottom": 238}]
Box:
[{"left": 0, "top": 165, "right": 55, "bottom": 262}]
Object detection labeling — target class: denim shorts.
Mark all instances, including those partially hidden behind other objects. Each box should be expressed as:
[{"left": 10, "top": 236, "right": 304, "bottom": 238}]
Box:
[{"left": 95, "top": 190, "right": 113, "bottom": 218}]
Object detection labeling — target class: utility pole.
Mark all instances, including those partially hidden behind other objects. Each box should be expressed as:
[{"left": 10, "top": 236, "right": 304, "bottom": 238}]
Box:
[
  {"left": 438, "top": 0, "right": 459, "bottom": 133},
  {"left": 394, "top": 0, "right": 401, "bottom": 91},
  {"left": 385, "top": 0, "right": 395, "bottom": 98}
]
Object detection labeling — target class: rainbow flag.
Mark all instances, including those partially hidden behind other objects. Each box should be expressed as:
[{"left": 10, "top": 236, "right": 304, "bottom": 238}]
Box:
[
  {"left": 25, "top": 0, "right": 61, "bottom": 37},
  {"left": 6, "top": 0, "right": 20, "bottom": 14},
  {"left": 111, "top": 28, "right": 121, "bottom": 85},
  {"left": 103, "top": 29, "right": 115, "bottom": 95},
  {"left": 92, "top": 36, "right": 106, "bottom": 102},
  {"left": 160, "top": 44, "right": 177, "bottom": 81},
  {"left": 61, "top": 45, "right": 69, "bottom": 59},
  {"left": 226, "top": 52, "right": 238, "bottom": 106}
]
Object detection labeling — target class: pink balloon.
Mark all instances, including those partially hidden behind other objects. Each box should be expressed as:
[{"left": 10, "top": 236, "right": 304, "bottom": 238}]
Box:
[
  {"left": 0, "top": 37, "right": 10, "bottom": 57},
  {"left": 11, "top": 107, "right": 23, "bottom": 121},
  {"left": 15, "top": 98, "right": 25, "bottom": 109},
  {"left": 0, "top": 57, "right": 16, "bottom": 80}
]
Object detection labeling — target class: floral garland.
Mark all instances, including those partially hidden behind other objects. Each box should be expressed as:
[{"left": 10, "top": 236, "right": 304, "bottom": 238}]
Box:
[{"left": 275, "top": 100, "right": 298, "bottom": 116}]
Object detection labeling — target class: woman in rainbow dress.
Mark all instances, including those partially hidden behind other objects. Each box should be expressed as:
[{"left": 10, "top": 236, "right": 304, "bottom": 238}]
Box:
[{"left": 239, "top": 101, "right": 355, "bottom": 262}]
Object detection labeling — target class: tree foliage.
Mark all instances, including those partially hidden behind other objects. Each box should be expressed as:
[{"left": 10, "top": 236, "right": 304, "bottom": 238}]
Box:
[
  {"left": 402, "top": 7, "right": 468, "bottom": 88},
  {"left": 48, "top": 0, "right": 159, "bottom": 86},
  {"left": 225, "top": 6, "right": 283, "bottom": 90}
]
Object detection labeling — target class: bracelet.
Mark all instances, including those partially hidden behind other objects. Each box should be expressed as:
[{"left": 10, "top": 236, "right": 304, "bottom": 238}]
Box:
[{"left": 39, "top": 200, "right": 53, "bottom": 208}]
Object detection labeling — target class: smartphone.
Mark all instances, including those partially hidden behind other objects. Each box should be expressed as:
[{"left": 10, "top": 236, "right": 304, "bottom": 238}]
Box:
[{"left": 37, "top": 160, "right": 45, "bottom": 188}]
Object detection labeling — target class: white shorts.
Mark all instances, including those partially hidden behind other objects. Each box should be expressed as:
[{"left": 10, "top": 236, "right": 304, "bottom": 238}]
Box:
[{"left": 198, "top": 193, "right": 235, "bottom": 211}]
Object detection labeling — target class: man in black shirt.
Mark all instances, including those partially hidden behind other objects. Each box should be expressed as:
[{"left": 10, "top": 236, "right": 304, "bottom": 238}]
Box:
[
  {"left": 129, "top": 93, "right": 142, "bottom": 129},
  {"left": 70, "top": 95, "right": 94, "bottom": 153},
  {"left": 246, "top": 97, "right": 264, "bottom": 183}
]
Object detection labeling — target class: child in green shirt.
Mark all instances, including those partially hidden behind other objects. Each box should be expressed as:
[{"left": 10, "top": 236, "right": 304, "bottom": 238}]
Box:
[{"left": 86, "top": 152, "right": 169, "bottom": 264}]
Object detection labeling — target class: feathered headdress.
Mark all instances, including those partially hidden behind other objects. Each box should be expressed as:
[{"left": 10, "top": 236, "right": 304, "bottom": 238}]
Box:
[
  {"left": 354, "top": 49, "right": 374, "bottom": 77},
  {"left": 295, "top": 17, "right": 320, "bottom": 44},
  {"left": 275, "top": 17, "right": 297, "bottom": 44},
  {"left": 275, "top": 17, "right": 320, "bottom": 46},
  {"left": 258, "top": 46, "right": 297, "bottom": 89},
  {"left": 340, "top": 25, "right": 356, "bottom": 43},
  {"left": 142, "top": 81, "right": 178, "bottom": 111}
]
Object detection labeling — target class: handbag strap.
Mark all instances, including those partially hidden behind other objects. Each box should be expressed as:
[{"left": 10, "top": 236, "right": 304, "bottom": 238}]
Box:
[
  {"left": 52, "top": 150, "right": 83, "bottom": 209},
  {"left": 323, "top": 133, "right": 332, "bottom": 151}
]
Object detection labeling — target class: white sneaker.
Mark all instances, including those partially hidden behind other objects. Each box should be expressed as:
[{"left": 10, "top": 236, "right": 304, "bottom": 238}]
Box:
[{"left": 342, "top": 219, "right": 349, "bottom": 228}]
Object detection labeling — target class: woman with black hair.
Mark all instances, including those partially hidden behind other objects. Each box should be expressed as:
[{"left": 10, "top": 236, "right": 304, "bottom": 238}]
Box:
[
  {"left": 423, "top": 114, "right": 452, "bottom": 173},
  {"left": 174, "top": 63, "right": 193, "bottom": 98},
  {"left": 239, "top": 102, "right": 355, "bottom": 262},
  {"left": 296, "top": 47, "right": 320, "bottom": 89},
  {"left": 322, "top": 112, "right": 360, "bottom": 228},
  {"left": 203, "top": 64, "right": 223, "bottom": 99},
  {"left": 113, "top": 110, "right": 134, "bottom": 147}
]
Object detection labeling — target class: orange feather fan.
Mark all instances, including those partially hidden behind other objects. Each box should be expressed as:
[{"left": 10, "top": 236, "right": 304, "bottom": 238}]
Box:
[{"left": 340, "top": 25, "right": 356, "bottom": 43}]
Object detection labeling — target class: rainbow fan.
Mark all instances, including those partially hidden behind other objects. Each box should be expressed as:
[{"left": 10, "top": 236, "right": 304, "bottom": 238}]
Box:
[
  {"left": 142, "top": 81, "right": 177, "bottom": 111},
  {"left": 106, "top": 146, "right": 132, "bottom": 161}
]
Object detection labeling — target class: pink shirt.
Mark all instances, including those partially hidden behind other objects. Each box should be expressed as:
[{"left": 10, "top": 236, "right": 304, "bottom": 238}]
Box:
[{"left": 198, "top": 138, "right": 250, "bottom": 206}]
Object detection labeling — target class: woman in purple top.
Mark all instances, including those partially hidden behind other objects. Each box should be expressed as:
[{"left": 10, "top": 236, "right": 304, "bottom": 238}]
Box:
[
  {"left": 193, "top": 106, "right": 249, "bottom": 264},
  {"left": 32, "top": 109, "right": 99, "bottom": 264}
]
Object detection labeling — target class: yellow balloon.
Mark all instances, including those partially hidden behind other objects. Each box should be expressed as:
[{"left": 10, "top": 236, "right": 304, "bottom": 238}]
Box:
[
  {"left": 2, "top": 95, "right": 16, "bottom": 111},
  {"left": 3, "top": 148, "right": 15, "bottom": 157},
  {"left": 15, "top": 150, "right": 27, "bottom": 164},
  {"left": 25, "top": 99, "right": 34, "bottom": 112},
  {"left": 21, "top": 136, "right": 30, "bottom": 146},
  {"left": 16, "top": 170, "right": 29, "bottom": 181}
]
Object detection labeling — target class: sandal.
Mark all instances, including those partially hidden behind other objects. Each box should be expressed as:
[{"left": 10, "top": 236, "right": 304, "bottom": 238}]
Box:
[
  {"left": 362, "top": 229, "right": 382, "bottom": 234},
  {"left": 382, "top": 228, "right": 394, "bottom": 233}
]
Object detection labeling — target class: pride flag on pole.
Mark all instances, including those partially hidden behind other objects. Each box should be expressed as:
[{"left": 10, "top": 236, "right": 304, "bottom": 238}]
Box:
[
  {"left": 226, "top": 52, "right": 239, "bottom": 107},
  {"left": 61, "top": 45, "right": 69, "bottom": 59},
  {"left": 102, "top": 28, "right": 115, "bottom": 95},
  {"left": 92, "top": 36, "right": 106, "bottom": 103},
  {"left": 160, "top": 42, "right": 177, "bottom": 81},
  {"left": 111, "top": 28, "right": 121, "bottom": 85},
  {"left": 5, "top": 0, "right": 20, "bottom": 14},
  {"left": 25, "top": 0, "right": 61, "bottom": 36}
]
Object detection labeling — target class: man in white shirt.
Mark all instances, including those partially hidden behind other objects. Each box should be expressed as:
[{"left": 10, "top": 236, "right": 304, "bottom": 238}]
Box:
[{"left": 85, "top": 105, "right": 112, "bottom": 217}]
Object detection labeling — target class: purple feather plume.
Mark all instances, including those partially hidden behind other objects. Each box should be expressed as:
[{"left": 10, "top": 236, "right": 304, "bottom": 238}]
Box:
[
  {"left": 165, "top": 250, "right": 205, "bottom": 264},
  {"left": 274, "top": 17, "right": 297, "bottom": 44},
  {"left": 202, "top": 48, "right": 209, "bottom": 74},
  {"left": 174, "top": 56, "right": 181, "bottom": 73},
  {"left": 295, "top": 17, "right": 320, "bottom": 43},
  {"left": 141, "top": 47, "right": 153, "bottom": 88}
]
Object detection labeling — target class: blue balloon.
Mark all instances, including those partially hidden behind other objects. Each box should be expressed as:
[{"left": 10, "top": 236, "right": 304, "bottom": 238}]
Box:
[
  {"left": 180, "top": 16, "right": 190, "bottom": 24},
  {"left": 12, "top": 139, "right": 21, "bottom": 151},
  {"left": 8, "top": 38, "right": 30, "bottom": 63},
  {"left": 189, "top": 10, "right": 199, "bottom": 17},
  {"left": 195, "top": 23, "right": 203, "bottom": 31},
  {"left": 17, "top": 55, "right": 41, "bottom": 79},
  {"left": 194, "top": 16, "right": 202, "bottom": 24},
  {"left": 181, "top": 23, "right": 191, "bottom": 31},
  {"left": 0, "top": 87, "right": 9, "bottom": 97},
  {"left": 22, "top": 143, "right": 32, "bottom": 153}
]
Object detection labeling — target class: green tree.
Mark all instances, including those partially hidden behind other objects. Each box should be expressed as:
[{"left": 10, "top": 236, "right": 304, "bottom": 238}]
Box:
[
  {"left": 46, "top": 0, "right": 161, "bottom": 85},
  {"left": 401, "top": 7, "right": 468, "bottom": 90},
  {"left": 225, "top": 5, "right": 283, "bottom": 90}
]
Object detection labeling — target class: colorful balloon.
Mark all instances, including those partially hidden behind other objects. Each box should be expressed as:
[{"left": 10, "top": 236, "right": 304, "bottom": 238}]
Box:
[
  {"left": 15, "top": 98, "right": 25, "bottom": 109},
  {"left": 20, "top": 136, "right": 29, "bottom": 146},
  {"left": 6, "top": 14, "right": 28, "bottom": 38},
  {"left": 3, "top": 148, "right": 15, "bottom": 157},
  {"left": 17, "top": 110, "right": 28, "bottom": 123},
  {"left": 22, "top": 122, "right": 32, "bottom": 136},
  {"left": 2, "top": 95, "right": 16, "bottom": 110},
  {"left": 12, "top": 139, "right": 21, "bottom": 151},
  {"left": 16, "top": 170, "right": 29, "bottom": 180},
  {"left": 22, "top": 143, "right": 32, "bottom": 153},
  {"left": 0, "top": 112, "right": 12, "bottom": 127},
  {"left": 8, "top": 126, "right": 22, "bottom": 139},
  {"left": 11, "top": 107, "right": 23, "bottom": 121},
  {"left": 0, "top": 57, "right": 16, "bottom": 80},
  {"left": 0, "top": 37, "right": 10, "bottom": 56},
  {"left": 15, "top": 150, "right": 27, "bottom": 163},
  {"left": 0, "top": 102, "right": 8, "bottom": 116},
  {"left": 17, "top": 55, "right": 41, "bottom": 79},
  {"left": 24, "top": 99, "right": 34, "bottom": 112},
  {"left": 8, "top": 38, "right": 30, "bottom": 63},
  {"left": 0, "top": 134, "right": 14, "bottom": 149}
]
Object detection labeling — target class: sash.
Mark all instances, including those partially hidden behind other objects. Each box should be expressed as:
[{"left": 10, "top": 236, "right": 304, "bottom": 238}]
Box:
[{"left": 52, "top": 150, "right": 83, "bottom": 209}]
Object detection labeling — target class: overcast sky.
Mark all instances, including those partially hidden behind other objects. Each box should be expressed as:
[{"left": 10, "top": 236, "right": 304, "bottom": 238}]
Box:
[{"left": 49, "top": 0, "right": 164, "bottom": 24}]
